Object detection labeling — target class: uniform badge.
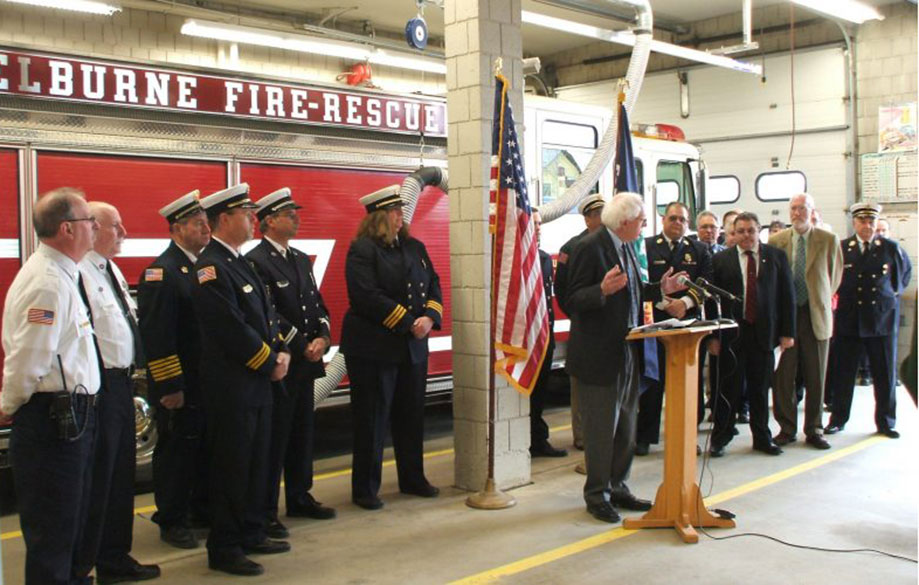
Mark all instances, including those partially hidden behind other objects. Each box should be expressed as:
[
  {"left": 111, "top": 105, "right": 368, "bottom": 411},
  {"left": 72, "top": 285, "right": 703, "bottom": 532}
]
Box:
[
  {"left": 242, "top": 284, "right": 254, "bottom": 293},
  {"left": 848, "top": 241, "right": 856, "bottom": 248},
  {"left": 657, "top": 238, "right": 664, "bottom": 244},
  {"left": 197, "top": 266, "right": 217, "bottom": 284},
  {"left": 684, "top": 253, "right": 692, "bottom": 262},
  {"left": 180, "top": 266, "right": 189, "bottom": 274},
  {"left": 145, "top": 267, "right": 164, "bottom": 281},
  {"left": 27, "top": 307, "right": 54, "bottom": 325},
  {"left": 277, "top": 280, "right": 290, "bottom": 288}
]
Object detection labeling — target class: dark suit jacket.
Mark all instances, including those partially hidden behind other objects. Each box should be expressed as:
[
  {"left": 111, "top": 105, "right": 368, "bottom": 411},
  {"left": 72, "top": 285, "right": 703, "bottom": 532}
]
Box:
[
  {"left": 835, "top": 235, "right": 912, "bottom": 338},
  {"left": 555, "top": 229, "right": 588, "bottom": 315},
  {"left": 193, "top": 239, "right": 285, "bottom": 408},
  {"left": 137, "top": 241, "right": 203, "bottom": 404},
  {"left": 565, "top": 229, "right": 662, "bottom": 386},
  {"left": 710, "top": 244, "right": 796, "bottom": 351},
  {"left": 645, "top": 234, "right": 713, "bottom": 321},
  {"left": 247, "top": 239, "right": 330, "bottom": 382}
]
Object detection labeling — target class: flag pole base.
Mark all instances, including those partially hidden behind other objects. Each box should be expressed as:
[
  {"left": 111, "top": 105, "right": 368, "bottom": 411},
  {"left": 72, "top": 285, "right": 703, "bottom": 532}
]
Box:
[{"left": 465, "top": 477, "right": 517, "bottom": 510}]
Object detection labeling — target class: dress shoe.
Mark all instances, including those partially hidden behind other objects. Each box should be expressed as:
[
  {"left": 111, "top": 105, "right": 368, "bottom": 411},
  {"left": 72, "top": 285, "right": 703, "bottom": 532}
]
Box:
[
  {"left": 634, "top": 442, "right": 650, "bottom": 456},
  {"left": 574, "top": 462, "right": 586, "bottom": 475},
  {"left": 737, "top": 413, "right": 750, "bottom": 424},
  {"left": 96, "top": 557, "right": 160, "bottom": 585},
  {"left": 287, "top": 493, "right": 337, "bottom": 520},
  {"left": 400, "top": 483, "right": 440, "bottom": 498},
  {"left": 587, "top": 503, "right": 621, "bottom": 523},
  {"left": 805, "top": 435, "right": 831, "bottom": 450},
  {"left": 353, "top": 495, "right": 384, "bottom": 510},
  {"left": 879, "top": 428, "right": 900, "bottom": 439},
  {"left": 731, "top": 426, "right": 739, "bottom": 436},
  {"left": 160, "top": 525, "right": 198, "bottom": 549},
  {"left": 773, "top": 433, "right": 797, "bottom": 446},
  {"left": 753, "top": 442, "right": 783, "bottom": 456},
  {"left": 243, "top": 538, "right": 291, "bottom": 555},
  {"left": 824, "top": 423, "right": 844, "bottom": 435},
  {"left": 610, "top": 494, "right": 652, "bottom": 511},
  {"left": 573, "top": 439, "right": 584, "bottom": 451},
  {"left": 530, "top": 441, "right": 568, "bottom": 458},
  {"left": 265, "top": 518, "right": 289, "bottom": 539},
  {"left": 709, "top": 445, "right": 726, "bottom": 458},
  {"left": 208, "top": 555, "right": 264, "bottom": 577}
]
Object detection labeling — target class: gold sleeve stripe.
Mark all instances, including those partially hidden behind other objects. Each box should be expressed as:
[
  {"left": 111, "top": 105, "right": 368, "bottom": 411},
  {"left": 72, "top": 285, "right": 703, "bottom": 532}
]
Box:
[
  {"left": 246, "top": 343, "right": 271, "bottom": 370},
  {"left": 149, "top": 363, "right": 183, "bottom": 376},
  {"left": 383, "top": 305, "right": 407, "bottom": 329},
  {"left": 425, "top": 300, "right": 444, "bottom": 315},
  {"left": 147, "top": 355, "right": 180, "bottom": 368},
  {"left": 150, "top": 366, "right": 183, "bottom": 382}
]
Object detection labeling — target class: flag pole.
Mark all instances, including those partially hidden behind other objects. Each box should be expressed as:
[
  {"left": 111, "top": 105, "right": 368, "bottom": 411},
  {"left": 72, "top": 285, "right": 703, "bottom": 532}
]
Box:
[{"left": 466, "top": 57, "right": 517, "bottom": 511}]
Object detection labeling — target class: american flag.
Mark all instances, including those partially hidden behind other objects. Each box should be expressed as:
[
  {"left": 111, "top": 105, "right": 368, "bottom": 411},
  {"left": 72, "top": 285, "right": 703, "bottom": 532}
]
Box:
[
  {"left": 27, "top": 307, "right": 54, "bottom": 325},
  {"left": 489, "top": 74, "right": 549, "bottom": 396}
]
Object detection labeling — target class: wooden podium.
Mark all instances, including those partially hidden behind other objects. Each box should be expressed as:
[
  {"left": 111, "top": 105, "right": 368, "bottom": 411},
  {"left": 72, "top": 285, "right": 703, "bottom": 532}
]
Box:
[{"left": 622, "top": 322, "right": 737, "bottom": 543}]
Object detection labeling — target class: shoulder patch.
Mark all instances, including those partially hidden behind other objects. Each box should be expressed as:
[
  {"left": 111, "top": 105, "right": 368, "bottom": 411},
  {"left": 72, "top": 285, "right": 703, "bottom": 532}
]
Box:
[
  {"left": 197, "top": 266, "right": 217, "bottom": 284},
  {"left": 27, "top": 307, "right": 54, "bottom": 325},
  {"left": 145, "top": 267, "right": 164, "bottom": 282}
]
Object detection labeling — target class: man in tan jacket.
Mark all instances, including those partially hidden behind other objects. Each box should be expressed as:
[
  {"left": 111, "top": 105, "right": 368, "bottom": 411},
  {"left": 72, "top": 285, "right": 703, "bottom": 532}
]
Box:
[{"left": 769, "top": 193, "right": 843, "bottom": 449}]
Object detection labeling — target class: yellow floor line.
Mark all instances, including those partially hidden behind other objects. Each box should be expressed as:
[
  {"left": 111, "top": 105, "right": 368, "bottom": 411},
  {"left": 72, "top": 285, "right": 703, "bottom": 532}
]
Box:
[
  {"left": 448, "top": 435, "right": 889, "bottom": 585},
  {"left": 0, "top": 426, "right": 575, "bottom": 542}
]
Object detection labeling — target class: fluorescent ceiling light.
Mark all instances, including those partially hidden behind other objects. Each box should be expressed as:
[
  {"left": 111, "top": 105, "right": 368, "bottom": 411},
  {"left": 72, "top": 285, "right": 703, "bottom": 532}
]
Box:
[
  {"left": 5, "top": 0, "right": 120, "bottom": 15},
  {"left": 522, "top": 10, "right": 763, "bottom": 76},
  {"left": 791, "top": 0, "right": 884, "bottom": 24},
  {"left": 181, "top": 19, "right": 446, "bottom": 75}
]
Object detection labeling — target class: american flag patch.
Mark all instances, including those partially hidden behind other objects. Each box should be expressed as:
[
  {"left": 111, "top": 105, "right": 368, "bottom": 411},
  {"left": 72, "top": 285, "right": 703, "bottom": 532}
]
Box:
[
  {"left": 197, "top": 266, "right": 217, "bottom": 284},
  {"left": 27, "top": 308, "right": 54, "bottom": 325},
  {"left": 145, "top": 267, "right": 164, "bottom": 282}
]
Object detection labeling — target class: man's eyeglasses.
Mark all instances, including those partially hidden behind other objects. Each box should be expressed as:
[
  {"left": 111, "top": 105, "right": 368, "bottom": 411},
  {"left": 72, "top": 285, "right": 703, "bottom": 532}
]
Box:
[{"left": 64, "top": 216, "right": 96, "bottom": 223}]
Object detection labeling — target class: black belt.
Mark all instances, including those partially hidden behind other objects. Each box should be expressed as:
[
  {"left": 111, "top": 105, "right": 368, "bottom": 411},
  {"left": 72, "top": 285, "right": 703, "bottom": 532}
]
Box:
[{"left": 29, "top": 391, "right": 100, "bottom": 407}]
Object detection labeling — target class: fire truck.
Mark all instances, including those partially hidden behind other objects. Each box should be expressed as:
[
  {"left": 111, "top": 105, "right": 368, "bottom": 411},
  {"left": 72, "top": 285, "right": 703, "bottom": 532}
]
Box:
[{"left": 0, "top": 49, "right": 708, "bottom": 480}]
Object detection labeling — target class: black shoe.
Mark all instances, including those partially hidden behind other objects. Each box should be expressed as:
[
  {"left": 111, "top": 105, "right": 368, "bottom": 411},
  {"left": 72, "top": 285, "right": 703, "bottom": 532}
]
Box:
[
  {"left": 824, "top": 423, "right": 844, "bottom": 435},
  {"left": 530, "top": 441, "right": 568, "bottom": 457},
  {"left": 586, "top": 503, "right": 621, "bottom": 523},
  {"left": 96, "top": 557, "right": 161, "bottom": 585},
  {"left": 242, "top": 538, "right": 291, "bottom": 555},
  {"left": 265, "top": 518, "right": 289, "bottom": 539},
  {"left": 696, "top": 445, "right": 702, "bottom": 456},
  {"left": 573, "top": 440, "right": 585, "bottom": 451},
  {"left": 731, "top": 426, "right": 740, "bottom": 436},
  {"left": 610, "top": 494, "right": 652, "bottom": 511},
  {"left": 805, "top": 435, "right": 831, "bottom": 450},
  {"left": 287, "top": 493, "right": 337, "bottom": 520},
  {"left": 353, "top": 495, "right": 384, "bottom": 510},
  {"left": 160, "top": 525, "right": 198, "bottom": 549},
  {"left": 709, "top": 445, "right": 726, "bottom": 458},
  {"left": 773, "top": 433, "right": 797, "bottom": 446},
  {"left": 400, "top": 483, "right": 440, "bottom": 498},
  {"left": 737, "top": 413, "right": 750, "bottom": 424},
  {"left": 753, "top": 442, "right": 783, "bottom": 456},
  {"left": 208, "top": 555, "right": 264, "bottom": 577},
  {"left": 879, "top": 428, "right": 900, "bottom": 439},
  {"left": 634, "top": 442, "right": 650, "bottom": 456}
]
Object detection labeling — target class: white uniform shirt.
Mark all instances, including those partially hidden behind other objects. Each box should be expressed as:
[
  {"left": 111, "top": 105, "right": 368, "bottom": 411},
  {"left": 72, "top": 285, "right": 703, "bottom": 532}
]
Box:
[
  {"left": 1, "top": 244, "right": 101, "bottom": 415},
  {"left": 78, "top": 251, "right": 137, "bottom": 369}
]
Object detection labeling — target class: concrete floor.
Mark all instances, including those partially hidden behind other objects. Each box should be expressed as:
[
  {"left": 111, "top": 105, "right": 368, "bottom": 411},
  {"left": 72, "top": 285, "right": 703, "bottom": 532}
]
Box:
[{"left": 1, "top": 386, "right": 917, "bottom": 585}]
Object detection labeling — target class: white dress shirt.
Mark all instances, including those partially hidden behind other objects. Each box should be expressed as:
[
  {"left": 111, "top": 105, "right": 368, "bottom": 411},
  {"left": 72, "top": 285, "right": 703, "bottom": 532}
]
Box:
[
  {"left": 1, "top": 244, "right": 101, "bottom": 414},
  {"left": 78, "top": 251, "right": 137, "bottom": 369}
]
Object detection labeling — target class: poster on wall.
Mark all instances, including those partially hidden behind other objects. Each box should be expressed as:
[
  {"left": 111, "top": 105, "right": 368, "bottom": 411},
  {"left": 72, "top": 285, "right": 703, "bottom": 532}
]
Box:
[{"left": 878, "top": 102, "right": 917, "bottom": 152}]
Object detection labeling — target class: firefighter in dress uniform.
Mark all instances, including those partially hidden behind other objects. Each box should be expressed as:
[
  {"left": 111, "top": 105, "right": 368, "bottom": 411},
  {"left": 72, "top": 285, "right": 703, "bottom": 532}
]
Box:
[
  {"left": 137, "top": 191, "right": 212, "bottom": 550},
  {"left": 247, "top": 188, "right": 336, "bottom": 539},
  {"left": 825, "top": 202, "right": 912, "bottom": 438},
  {"left": 341, "top": 185, "right": 443, "bottom": 510},
  {"left": 193, "top": 184, "right": 292, "bottom": 577}
]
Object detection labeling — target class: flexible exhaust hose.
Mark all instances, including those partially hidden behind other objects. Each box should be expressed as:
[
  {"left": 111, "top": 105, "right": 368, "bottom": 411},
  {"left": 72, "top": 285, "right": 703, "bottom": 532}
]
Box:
[
  {"left": 314, "top": 166, "right": 449, "bottom": 407},
  {"left": 536, "top": 1, "right": 653, "bottom": 223}
]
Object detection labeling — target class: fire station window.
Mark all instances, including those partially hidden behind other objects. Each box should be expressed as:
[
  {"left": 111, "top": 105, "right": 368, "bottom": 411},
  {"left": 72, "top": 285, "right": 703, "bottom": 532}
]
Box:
[
  {"left": 708, "top": 175, "right": 741, "bottom": 204},
  {"left": 755, "top": 171, "right": 806, "bottom": 202},
  {"left": 540, "top": 120, "right": 599, "bottom": 211},
  {"left": 656, "top": 160, "right": 696, "bottom": 226}
]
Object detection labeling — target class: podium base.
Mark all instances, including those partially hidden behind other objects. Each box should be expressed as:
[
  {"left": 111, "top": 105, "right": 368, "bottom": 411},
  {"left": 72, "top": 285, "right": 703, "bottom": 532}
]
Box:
[
  {"left": 623, "top": 483, "right": 735, "bottom": 543},
  {"left": 466, "top": 478, "right": 517, "bottom": 510}
]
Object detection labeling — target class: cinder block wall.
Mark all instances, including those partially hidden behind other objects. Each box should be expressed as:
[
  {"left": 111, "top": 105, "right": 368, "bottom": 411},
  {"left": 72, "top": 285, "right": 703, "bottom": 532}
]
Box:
[{"left": 0, "top": 4, "right": 446, "bottom": 95}]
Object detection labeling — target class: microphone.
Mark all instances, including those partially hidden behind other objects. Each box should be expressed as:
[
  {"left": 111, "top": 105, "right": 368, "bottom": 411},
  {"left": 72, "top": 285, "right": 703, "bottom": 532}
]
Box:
[
  {"left": 695, "top": 277, "right": 741, "bottom": 302},
  {"left": 676, "top": 275, "right": 713, "bottom": 299}
]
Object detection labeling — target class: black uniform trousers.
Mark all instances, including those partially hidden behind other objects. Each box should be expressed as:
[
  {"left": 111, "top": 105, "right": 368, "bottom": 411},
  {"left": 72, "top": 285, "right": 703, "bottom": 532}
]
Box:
[
  {"left": 152, "top": 401, "right": 208, "bottom": 529},
  {"left": 76, "top": 369, "right": 135, "bottom": 574},
  {"left": 347, "top": 354, "right": 427, "bottom": 500},
  {"left": 636, "top": 342, "right": 666, "bottom": 445},
  {"left": 828, "top": 334, "right": 898, "bottom": 432},
  {"left": 529, "top": 341, "right": 555, "bottom": 445},
  {"left": 206, "top": 401, "right": 271, "bottom": 558},
  {"left": 11, "top": 392, "right": 97, "bottom": 585},
  {"left": 712, "top": 323, "right": 775, "bottom": 449},
  {"left": 266, "top": 372, "right": 317, "bottom": 518}
]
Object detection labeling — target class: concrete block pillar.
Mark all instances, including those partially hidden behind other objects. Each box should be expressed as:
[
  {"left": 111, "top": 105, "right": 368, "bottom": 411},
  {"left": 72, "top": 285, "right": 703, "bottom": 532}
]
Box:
[{"left": 445, "top": 0, "right": 530, "bottom": 491}]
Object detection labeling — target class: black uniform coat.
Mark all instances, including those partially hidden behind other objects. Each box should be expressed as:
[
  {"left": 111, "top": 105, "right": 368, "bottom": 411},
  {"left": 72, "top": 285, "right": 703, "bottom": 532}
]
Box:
[
  {"left": 565, "top": 229, "right": 662, "bottom": 387},
  {"left": 645, "top": 234, "right": 713, "bottom": 321},
  {"left": 835, "top": 235, "right": 912, "bottom": 338},
  {"left": 138, "top": 241, "right": 203, "bottom": 405},
  {"left": 555, "top": 229, "right": 588, "bottom": 315},
  {"left": 340, "top": 236, "right": 443, "bottom": 365},
  {"left": 710, "top": 244, "right": 796, "bottom": 350},
  {"left": 246, "top": 239, "right": 330, "bottom": 382}
]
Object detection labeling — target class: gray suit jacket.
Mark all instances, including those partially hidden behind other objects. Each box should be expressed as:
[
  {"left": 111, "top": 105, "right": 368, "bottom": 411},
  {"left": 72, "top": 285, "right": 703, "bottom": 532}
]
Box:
[{"left": 768, "top": 226, "right": 843, "bottom": 340}]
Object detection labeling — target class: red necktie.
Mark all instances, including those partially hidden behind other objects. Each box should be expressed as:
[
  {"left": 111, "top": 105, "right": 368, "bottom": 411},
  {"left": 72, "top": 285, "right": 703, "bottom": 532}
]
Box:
[{"left": 744, "top": 250, "right": 757, "bottom": 323}]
